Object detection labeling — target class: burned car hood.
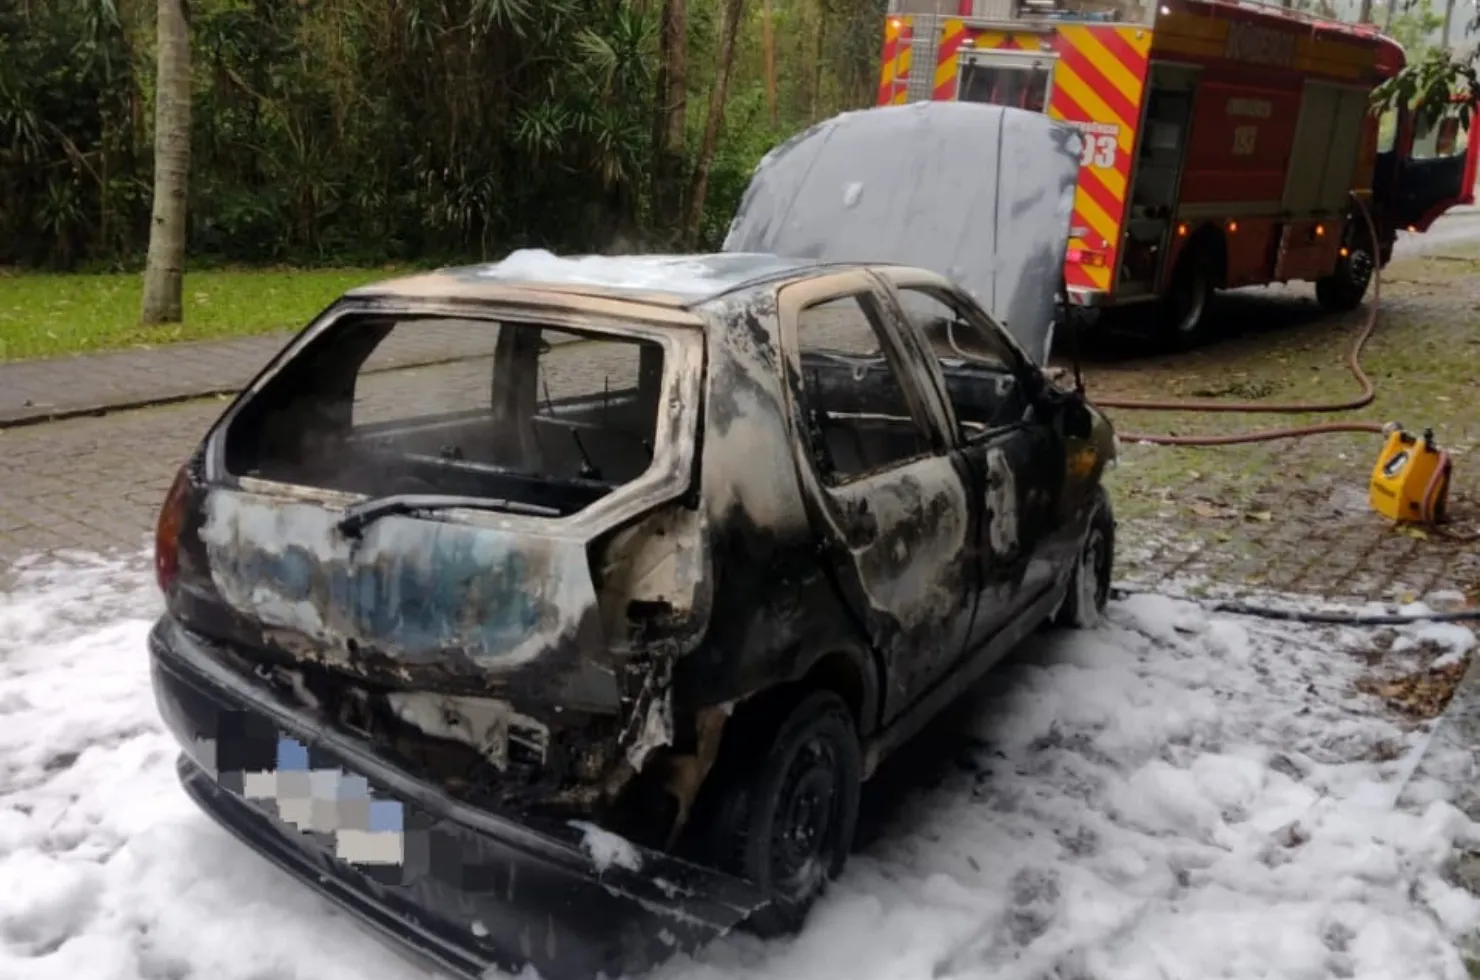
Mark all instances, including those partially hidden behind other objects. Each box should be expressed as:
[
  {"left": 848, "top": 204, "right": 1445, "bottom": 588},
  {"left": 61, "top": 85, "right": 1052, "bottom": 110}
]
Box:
[{"left": 722, "top": 101, "right": 1082, "bottom": 364}]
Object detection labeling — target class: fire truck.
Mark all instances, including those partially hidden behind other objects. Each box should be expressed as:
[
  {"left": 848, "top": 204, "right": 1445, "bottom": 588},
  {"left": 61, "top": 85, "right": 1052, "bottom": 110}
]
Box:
[{"left": 876, "top": 0, "right": 1479, "bottom": 347}]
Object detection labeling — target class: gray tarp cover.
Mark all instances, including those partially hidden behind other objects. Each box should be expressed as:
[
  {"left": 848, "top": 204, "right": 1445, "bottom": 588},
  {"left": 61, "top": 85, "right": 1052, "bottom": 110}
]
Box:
[{"left": 722, "top": 101, "right": 1083, "bottom": 365}]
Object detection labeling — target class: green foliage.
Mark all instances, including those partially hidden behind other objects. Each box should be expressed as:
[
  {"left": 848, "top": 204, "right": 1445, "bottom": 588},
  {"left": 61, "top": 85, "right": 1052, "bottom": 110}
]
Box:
[
  {"left": 1387, "top": 0, "right": 1444, "bottom": 56},
  {"left": 1371, "top": 46, "right": 1479, "bottom": 133},
  {"left": 1, "top": 0, "right": 887, "bottom": 270}
]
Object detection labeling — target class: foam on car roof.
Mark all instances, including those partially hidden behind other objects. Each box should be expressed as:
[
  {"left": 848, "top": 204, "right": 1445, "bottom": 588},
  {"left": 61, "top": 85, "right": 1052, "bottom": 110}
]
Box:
[{"left": 464, "top": 248, "right": 814, "bottom": 299}]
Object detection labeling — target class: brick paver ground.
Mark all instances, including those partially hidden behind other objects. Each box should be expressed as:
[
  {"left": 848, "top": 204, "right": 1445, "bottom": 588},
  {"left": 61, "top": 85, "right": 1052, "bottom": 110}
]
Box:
[{"left": 0, "top": 321, "right": 517, "bottom": 426}]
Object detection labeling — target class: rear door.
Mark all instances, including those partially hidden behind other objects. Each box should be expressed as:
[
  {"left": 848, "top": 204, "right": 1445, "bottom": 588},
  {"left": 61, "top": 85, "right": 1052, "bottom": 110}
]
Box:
[
  {"left": 874, "top": 269, "right": 1067, "bottom": 651},
  {"left": 775, "top": 270, "right": 979, "bottom": 722}
]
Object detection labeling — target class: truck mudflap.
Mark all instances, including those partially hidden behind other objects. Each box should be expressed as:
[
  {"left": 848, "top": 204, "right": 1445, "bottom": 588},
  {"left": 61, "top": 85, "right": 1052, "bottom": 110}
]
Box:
[{"left": 149, "top": 621, "right": 769, "bottom": 980}]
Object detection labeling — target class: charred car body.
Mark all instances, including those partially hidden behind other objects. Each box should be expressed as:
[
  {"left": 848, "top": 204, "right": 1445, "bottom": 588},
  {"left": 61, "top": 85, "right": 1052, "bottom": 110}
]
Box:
[{"left": 147, "top": 104, "right": 1118, "bottom": 979}]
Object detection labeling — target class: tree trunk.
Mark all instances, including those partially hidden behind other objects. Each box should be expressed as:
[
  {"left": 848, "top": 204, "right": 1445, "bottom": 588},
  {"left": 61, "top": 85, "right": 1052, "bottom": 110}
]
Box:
[
  {"left": 683, "top": 0, "right": 746, "bottom": 249},
  {"left": 1441, "top": 0, "right": 1456, "bottom": 49},
  {"left": 652, "top": 0, "right": 688, "bottom": 239},
  {"left": 141, "top": 0, "right": 191, "bottom": 325},
  {"left": 762, "top": 0, "right": 777, "bottom": 129}
]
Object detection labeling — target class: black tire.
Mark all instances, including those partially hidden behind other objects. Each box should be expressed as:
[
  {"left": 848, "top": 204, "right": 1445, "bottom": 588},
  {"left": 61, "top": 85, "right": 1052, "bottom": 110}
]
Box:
[
  {"left": 1055, "top": 486, "right": 1115, "bottom": 630},
  {"left": 1156, "top": 244, "right": 1219, "bottom": 351},
  {"left": 703, "top": 690, "right": 862, "bottom": 937},
  {"left": 1314, "top": 232, "right": 1374, "bottom": 313}
]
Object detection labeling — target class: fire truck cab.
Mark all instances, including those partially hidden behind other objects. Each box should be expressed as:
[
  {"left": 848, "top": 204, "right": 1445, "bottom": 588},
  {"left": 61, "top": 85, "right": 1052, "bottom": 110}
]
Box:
[{"left": 877, "top": 0, "right": 1479, "bottom": 348}]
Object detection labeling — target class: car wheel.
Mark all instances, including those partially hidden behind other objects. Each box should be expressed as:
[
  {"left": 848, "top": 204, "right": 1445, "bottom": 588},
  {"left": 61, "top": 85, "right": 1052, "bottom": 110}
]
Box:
[
  {"left": 1055, "top": 487, "right": 1115, "bottom": 630},
  {"left": 706, "top": 690, "right": 862, "bottom": 938},
  {"left": 1314, "top": 232, "right": 1374, "bottom": 313},
  {"left": 1156, "top": 246, "right": 1218, "bottom": 351}
]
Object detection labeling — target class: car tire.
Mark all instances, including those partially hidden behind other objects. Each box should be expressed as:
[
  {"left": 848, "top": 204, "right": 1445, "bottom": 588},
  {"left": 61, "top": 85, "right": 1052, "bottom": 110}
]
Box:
[
  {"left": 1314, "top": 232, "right": 1374, "bottom": 313},
  {"left": 1155, "top": 244, "right": 1218, "bottom": 351},
  {"left": 1055, "top": 486, "right": 1115, "bottom": 630},
  {"left": 704, "top": 690, "right": 862, "bottom": 938}
]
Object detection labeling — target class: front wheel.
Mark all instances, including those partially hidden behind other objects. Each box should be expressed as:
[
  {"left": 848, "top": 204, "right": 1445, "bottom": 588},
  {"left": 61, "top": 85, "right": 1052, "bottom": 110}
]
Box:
[
  {"left": 703, "top": 690, "right": 862, "bottom": 937},
  {"left": 1055, "top": 486, "right": 1115, "bottom": 630}
]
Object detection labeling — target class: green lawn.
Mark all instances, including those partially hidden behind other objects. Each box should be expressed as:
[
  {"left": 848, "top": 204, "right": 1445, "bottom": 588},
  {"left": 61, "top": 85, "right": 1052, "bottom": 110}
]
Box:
[{"left": 0, "top": 266, "right": 409, "bottom": 361}]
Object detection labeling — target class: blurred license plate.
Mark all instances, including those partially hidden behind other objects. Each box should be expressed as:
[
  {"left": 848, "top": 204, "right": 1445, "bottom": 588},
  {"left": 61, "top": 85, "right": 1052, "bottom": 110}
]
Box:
[{"left": 240, "top": 734, "right": 406, "bottom": 866}]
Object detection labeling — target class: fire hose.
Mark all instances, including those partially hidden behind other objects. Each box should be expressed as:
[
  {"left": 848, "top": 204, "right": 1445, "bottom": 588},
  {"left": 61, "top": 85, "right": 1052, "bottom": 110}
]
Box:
[
  {"left": 1089, "top": 192, "right": 1389, "bottom": 446},
  {"left": 1075, "top": 195, "right": 1478, "bottom": 622},
  {"left": 1077, "top": 193, "right": 1472, "bottom": 542}
]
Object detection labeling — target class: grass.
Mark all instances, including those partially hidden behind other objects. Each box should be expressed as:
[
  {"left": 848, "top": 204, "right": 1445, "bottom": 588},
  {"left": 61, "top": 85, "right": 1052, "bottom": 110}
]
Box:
[
  {"left": 0, "top": 266, "right": 412, "bottom": 361},
  {"left": 1060, "top": 246, "right": 1480, "bottom": 598}
]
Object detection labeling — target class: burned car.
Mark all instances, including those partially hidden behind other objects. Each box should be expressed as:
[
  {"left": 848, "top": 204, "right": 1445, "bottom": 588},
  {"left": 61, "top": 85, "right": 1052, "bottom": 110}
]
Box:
[{"left": 148, "top": 106, "right": 1116, "bottom": 980}]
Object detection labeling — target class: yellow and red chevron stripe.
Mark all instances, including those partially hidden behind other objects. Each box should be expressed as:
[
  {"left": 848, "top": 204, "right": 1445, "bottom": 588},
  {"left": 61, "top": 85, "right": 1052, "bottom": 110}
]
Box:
[
  {"left": 877, "top": 18, "right": 901, "bottom": 106},
  {"left": 1047, "top": 24, "right": 1151, "bottom": 292},
  {"left": 933, "top": 20, "right": 969, "bottom": 101},
  {"left": 876, "top": 17, "right": 914, "bottom": 106}
]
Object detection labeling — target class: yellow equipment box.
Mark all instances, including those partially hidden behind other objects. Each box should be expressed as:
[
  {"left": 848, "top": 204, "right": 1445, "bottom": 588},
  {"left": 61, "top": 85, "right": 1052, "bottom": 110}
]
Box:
[{"left": 1370, "top": 426, "right": 1452, "bottom": 525}]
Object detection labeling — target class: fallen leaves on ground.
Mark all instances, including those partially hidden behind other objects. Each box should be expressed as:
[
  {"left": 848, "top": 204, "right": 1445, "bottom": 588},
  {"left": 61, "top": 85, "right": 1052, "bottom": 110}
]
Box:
[{"left": 1358, "top": 657, "right": 1471, "bottom": 720}]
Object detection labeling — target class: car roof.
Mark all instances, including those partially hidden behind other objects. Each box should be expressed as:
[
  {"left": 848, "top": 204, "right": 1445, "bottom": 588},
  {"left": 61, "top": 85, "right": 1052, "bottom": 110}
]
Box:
[{"left": 344, "top": 251, "right": 871, "bottom": 311}]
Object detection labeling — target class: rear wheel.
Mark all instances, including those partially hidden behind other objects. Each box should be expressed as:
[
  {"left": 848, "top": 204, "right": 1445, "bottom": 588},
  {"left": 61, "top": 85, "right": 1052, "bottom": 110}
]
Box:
[
  {"left": 1156, "top": 244, "right": 1219, "bottom": 351},
  {"left": 1055, "top": 486, "right": 1115, "bottom": 630},
  {"left": 702, "top": 690, "right": 862, "bottom": 937},
  {"left": 1314, "top": 227, "right": 1375, "bottom": 312}
]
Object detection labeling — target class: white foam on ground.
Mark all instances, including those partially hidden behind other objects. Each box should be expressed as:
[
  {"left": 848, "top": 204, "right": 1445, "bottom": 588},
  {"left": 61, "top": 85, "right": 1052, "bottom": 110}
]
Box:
[{"left": 2, "top": 554, "right": 1478, "bottom": 979}]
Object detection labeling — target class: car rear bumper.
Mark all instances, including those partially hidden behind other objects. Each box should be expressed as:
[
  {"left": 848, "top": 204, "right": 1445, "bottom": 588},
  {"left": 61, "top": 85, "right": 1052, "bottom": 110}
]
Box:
[{"left": 148, "top": 616, "right": 768, "bottom": 980}]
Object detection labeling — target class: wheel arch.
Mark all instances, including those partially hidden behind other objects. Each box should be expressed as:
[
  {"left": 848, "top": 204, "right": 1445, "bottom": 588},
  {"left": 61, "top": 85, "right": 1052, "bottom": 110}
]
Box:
[
  {"left": 1175, "top": 222, "right": 1228, "bottom": 289},
  {"left": 784, "top": 643, "right": 883, "bottom": 737}
]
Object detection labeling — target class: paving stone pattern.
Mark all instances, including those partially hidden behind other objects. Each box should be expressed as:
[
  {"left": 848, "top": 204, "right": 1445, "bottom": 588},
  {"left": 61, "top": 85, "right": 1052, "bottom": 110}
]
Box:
[{"left": 0, "top": 321, "right": 509, "bottom": 426}]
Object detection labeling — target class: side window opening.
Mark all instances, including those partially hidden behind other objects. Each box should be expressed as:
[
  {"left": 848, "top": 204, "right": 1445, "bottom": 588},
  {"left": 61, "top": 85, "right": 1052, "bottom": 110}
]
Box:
[
  {"left": 893, "top": 286, "right": 1029, "bottom": 438},
  {"left": 223, "top": 314, "right": 665, "bottom": 517},
  {"left": 1410, "top": 111, "right": 1469, "bottom": 160},
  {"left": 794, "top": 294, "right": 936, "bottom": 485},
  {"left": 1376, "top": 106, "right": 1398, "bottom": 155}
]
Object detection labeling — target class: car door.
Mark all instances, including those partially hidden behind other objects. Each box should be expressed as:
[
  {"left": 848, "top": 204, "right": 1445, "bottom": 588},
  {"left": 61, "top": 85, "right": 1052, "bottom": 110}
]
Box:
[
  {"left": 874, "top": 268, "right": 1067, "bottom": 652},
  {"left": 1383, "top": 107, "right": 1476, "bottom": 233},
  {"left": 775, "top": 270, "right": 979, "bottom": 723}
]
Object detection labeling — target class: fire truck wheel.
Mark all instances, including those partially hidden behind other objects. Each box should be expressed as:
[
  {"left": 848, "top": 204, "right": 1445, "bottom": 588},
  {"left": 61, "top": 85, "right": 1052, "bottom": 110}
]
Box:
[
  {"left": 1156, "top": 246, "right": 1218, "bottom": 350},
  {"left": 1314, "top": 242, "right": 1374, "bottom": 313}
]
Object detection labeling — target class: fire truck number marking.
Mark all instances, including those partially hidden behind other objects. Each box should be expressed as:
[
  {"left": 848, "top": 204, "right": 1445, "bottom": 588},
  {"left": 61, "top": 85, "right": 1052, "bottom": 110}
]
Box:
[
  {"left": 1231, "top": 125, "right": 1258, "bottom": 156},
  {"left": 1081, "top": 134, "right": 1118, "bottom": 169}
]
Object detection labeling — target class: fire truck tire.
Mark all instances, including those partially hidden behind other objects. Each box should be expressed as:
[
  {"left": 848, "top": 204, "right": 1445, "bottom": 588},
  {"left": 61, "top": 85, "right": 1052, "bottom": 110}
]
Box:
[
  {"left": 1314, "top": 242, "right": 1374, "bottom": 313},
  {"left": 1156, "top": 244, "right": 1219, "bottom": 350}
]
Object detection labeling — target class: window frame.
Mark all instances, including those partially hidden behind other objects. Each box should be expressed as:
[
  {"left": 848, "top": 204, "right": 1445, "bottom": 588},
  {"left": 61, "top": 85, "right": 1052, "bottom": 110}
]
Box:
[
  {"left": 206, "top": 297, "right": 706, "bottom": 536},
  {"left": 956, "top": 49, "right": 1057, "bottom": 113},
  {"left": 872, "top": 270, "right": 1043, "bottom": 445},
  {"left": 776, "top": 271, "right": 955, "bottom": 488}
]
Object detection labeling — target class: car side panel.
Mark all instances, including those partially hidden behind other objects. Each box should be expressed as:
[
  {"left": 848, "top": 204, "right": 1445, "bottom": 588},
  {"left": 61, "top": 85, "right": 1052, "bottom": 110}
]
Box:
[
  {"left": 669, "top": 289, "right": 881, "bottom": 730},
  {"left": 773, "top": 272, "right": 981, "bottom": 726}
]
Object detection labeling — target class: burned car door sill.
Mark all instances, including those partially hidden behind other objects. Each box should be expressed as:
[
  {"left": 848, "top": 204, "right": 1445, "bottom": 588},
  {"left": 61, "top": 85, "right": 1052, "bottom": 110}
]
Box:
[{"left": 334, "top": 493, "right": 562, "bottom": 538}]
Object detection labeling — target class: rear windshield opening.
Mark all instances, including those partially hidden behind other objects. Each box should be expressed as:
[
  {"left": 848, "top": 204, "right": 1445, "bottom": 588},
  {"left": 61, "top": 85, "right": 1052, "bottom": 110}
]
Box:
[{"left": 223, "top": 314, "right": 667, "bottom": 517}]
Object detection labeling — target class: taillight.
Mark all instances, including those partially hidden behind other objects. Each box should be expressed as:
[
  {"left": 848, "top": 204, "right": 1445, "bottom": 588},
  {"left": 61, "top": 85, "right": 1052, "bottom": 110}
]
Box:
[{"left": 155, "top": 465, "right": 190, "bottom": 595}]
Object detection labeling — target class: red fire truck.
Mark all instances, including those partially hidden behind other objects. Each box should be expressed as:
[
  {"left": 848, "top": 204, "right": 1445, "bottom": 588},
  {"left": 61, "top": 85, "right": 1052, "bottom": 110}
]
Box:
[{"left": 876, "top": 0, "right": 1479, "bottom": 347}]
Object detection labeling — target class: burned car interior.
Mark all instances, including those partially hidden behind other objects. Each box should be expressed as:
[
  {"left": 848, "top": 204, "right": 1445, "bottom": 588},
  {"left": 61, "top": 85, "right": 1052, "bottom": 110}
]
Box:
[
  {"left": 789, "top": 284, "right": 1036, "bottom": 488},
  {"left": 222, "top": 314, "right": 667, "bottom": 517}
]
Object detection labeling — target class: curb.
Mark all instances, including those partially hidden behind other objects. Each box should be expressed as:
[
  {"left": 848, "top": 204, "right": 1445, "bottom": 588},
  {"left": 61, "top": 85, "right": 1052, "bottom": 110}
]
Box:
[
  {"left": 0, "top": 349, "right": 501, "bottom": 431},
  {"left": 0, "top": 331, "right": 593, "bottom": 431},
  {"left": 0, "top": 386, "right": 243, "bottom": 430},
  {"left": 1392, "top": 645, "right": 1480, "bottom": 817}
]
